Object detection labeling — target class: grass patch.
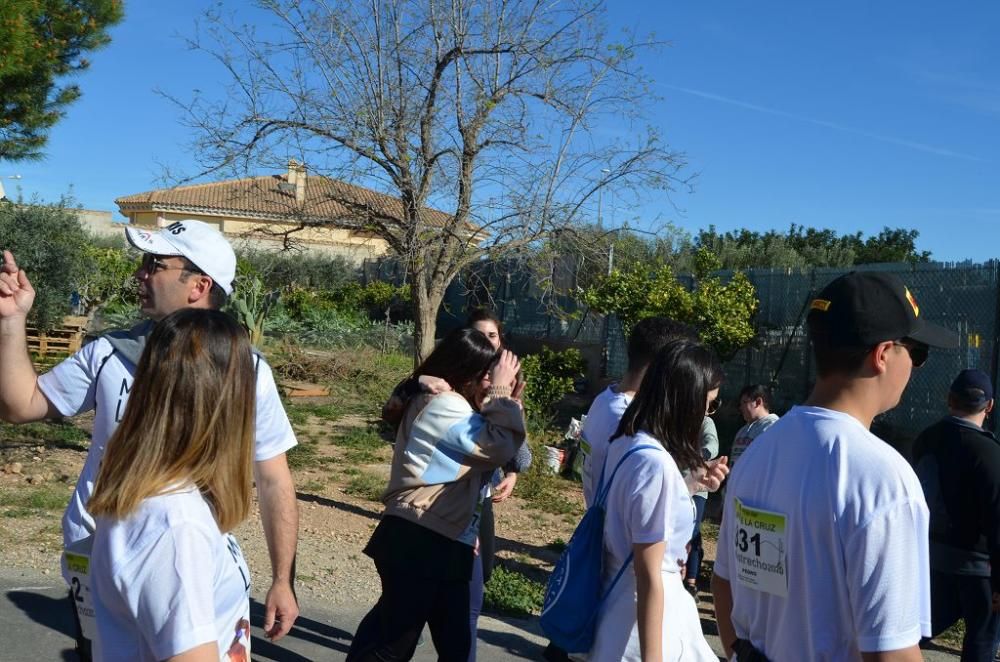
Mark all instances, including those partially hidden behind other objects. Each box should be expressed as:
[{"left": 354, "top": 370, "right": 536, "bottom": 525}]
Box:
[
  {"left": 0, "top": 484, "right": 71, "bottom": 515},
  {"left": 483, "top": 565, "right": 546, "bottom": 618},
  {"left": 269, "top": 343, "right": 411, "bottom": 418},
  {"left": 286, "top": 442, "right": 320, "bottom": 470},
  {"left": 516, "top": 442, "right": 584, "bottom": 517},
  {"left": 284, "top": 401, "right": 345, "bottom": 427},
  {"left": 299, "top": 479, "right": 327, "bottom": 493},
  {"left": 334, "top": 427, "right": 390, "bottom": 464},
  {"left": 344, "top": 471, "right": 385, "bottom": 502},
  {"left": 0, "top": 419, "right": 90, "bottom": 450},
  {"left": 935, "top": 620, "right": 964, "bottom": 649}
]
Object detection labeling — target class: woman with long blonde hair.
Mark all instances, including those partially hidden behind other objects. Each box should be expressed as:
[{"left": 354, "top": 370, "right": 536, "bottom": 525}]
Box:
[{"left": 87, "top": 309, "right": 257, "bottom": 662}]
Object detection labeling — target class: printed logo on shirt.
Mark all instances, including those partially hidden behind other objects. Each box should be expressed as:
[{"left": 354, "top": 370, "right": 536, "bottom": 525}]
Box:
[
  {"left": 226, "top": 535, "right": 251, "bottom": 594},
  {"left": 114, "top": 377, "right": 133, "bottom": 423},
  {"left": 225, "top": 618, "right": 250, "bottom": 661}
]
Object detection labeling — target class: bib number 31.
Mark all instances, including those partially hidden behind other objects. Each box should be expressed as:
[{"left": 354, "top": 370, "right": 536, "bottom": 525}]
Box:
[{"left": 733, "top": 498, "right": 788, "bottom": 598}]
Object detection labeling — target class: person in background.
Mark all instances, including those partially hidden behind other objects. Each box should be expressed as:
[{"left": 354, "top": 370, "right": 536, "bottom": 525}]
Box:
[
  {"left": 684, "top": 407, "right": 720, "bottom": 599},
  {"left": 912, "top": 369, "right": 1000, "bottom": 661},
  {"left": 730, "top": 384, "right": 780, "bottom": 467},
  {"left": 349, "top": 327, "right": 525, "bottom": 661},
  {"left": 88, "top": 309, "right": 256, "bottom": 662},
  {"left": 463, "top": 308, "right": 532, "bottom": 662},
  {"left": 590, "top": 338, "right": 726, "bottom": 661},
  {"left": 580, "top": 316, "right": 698, "bottom": 507},
  {"left": 713, "top": 271, "right": 958, "bottom": 661}
]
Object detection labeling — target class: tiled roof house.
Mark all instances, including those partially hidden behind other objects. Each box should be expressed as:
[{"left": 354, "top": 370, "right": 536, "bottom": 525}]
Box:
[{"left": 115, "top": 161, "right": 462, "bottom": 263}]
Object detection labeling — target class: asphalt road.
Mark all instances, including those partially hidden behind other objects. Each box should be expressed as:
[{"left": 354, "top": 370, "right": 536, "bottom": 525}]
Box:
[
  {"left": 2, "top": 566, "right": 962, "bottom": 661},
  {"left": 0, "top": 566, "right": 580, "bottom": 661}
]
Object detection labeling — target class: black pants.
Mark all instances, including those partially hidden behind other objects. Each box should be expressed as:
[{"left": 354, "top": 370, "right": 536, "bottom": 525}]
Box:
[
  {"left": 348, "top": 559, "right": 473, "bottom": 661},
  {"left": 929, "top": 570, "right": 1000, "bottom": 662},
  {"left": 479, "top": 499, "right": 495, "bottom": 583}
]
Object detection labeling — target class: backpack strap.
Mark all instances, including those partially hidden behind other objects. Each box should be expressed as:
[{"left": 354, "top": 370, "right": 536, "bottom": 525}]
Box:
[
  {"left": 595, "top": 444, "right": 661, "bottom": 507},
  {"left": 594, "top": 443, "right": 662, "bottom": 608}
]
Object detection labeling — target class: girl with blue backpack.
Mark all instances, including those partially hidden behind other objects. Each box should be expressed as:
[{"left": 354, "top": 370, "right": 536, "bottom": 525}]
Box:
[{"left": 591, "top": 338, "right": 725, "bottom": 661}]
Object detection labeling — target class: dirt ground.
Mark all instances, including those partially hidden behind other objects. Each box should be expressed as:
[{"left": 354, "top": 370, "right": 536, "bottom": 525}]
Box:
[
  {"left": 0, "top": 402, "right": 962, "bottom": 658},
  {"left": 0, "top": 405, "right": 588, "bottom": 608}
]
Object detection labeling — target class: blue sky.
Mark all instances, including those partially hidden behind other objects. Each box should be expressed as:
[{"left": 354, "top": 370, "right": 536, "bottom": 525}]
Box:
[{"left": 5, "top": 2, "right": 999, "bottom": 262}]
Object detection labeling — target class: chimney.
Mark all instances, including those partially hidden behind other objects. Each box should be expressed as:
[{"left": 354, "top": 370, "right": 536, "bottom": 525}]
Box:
[{"left": 287, "top": 159, "right": 307, "bottom": 202}]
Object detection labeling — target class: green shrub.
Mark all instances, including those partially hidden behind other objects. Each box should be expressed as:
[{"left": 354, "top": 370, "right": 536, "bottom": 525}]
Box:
[
  {"left": 483, "top": 565, "right": 546, "bottom": 617},
  {"left": 0, "top": 197, "right": 88, "bottom": 331},
  {"left": 266, "top": 307, "right": 414, "bottom": 354},
  {"left": 238, "top": 248, "right": 355, "bottom": 290},
  {"left": 75, "top": 243, "right": 136, "bottom": 317},
  {"left": 520, "top": 346, "right": 585, "bottom": 423}
]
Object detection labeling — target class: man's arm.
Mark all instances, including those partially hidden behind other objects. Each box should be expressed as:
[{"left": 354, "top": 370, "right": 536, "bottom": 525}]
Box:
[
  {"left": 711, "top": 574, "right": 738, "bottom": 657},
  {"left": 255, "top": 453, "right": 299, "bottom": 641},
  {"left": 0, "top": 251, "right": 59, "bottom": 423}
]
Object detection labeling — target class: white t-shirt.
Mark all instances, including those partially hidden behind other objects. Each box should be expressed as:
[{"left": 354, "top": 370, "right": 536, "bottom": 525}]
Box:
[
  {"left": 581, "top": 385, "right": 633, "bottom": 507},
  {"left": 91, "top": 486, "right": 252, "bottom": 661},
  {"left": 38, "top": 337, "right": 297, "bottom": 559},
  {"left": 590, "top": 432, "right": 716, "bottom": 661},
  {"left": 730, "top": 413, "right": 779, "bottom": 465},
  {"left": 714, "top": 406, "right": 931, "bottom": 659}
]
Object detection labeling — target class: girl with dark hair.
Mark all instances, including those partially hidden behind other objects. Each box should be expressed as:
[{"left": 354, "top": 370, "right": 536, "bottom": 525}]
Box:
[
  {"left": 463, "top": 308, "right": 532, "bottom": 662},
  {"left": 590, "top": 338, "right": 727, "bottom": 661},
  {"left": 349, "top": 327, "right": 526, "bottom": 661}
]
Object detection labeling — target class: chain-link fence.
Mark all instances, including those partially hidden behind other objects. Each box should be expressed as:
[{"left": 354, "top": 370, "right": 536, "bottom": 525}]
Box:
[
  {"left": 712, "top": 263, "right": 1000, "bottom": 443},
  {"left": 362, "top": 256, "right": 1000, "bottom": 442}
]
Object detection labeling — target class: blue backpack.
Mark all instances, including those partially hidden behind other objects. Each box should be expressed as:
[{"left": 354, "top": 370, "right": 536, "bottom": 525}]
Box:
[{"left": 539, "top": 444, "right": 659, "bottom": 653}]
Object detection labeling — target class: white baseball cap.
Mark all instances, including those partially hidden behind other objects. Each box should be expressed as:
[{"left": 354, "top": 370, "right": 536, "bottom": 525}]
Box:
[{"left": 125, "top": 220, "right": 237, "bottom": 295}]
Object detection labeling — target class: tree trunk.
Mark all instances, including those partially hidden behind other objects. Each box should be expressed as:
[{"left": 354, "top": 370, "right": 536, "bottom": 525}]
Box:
[{"left": 411, "top": 277, "right": 446, "bottom": 367}]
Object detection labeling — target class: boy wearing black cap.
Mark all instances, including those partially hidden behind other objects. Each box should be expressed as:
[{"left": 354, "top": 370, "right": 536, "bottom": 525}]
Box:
[
  {"left": 712, "top": 272, "right": 958, "bottom": 661},
  {"left": 912, "top": 368, "right": 1000, "bottom": 661}
]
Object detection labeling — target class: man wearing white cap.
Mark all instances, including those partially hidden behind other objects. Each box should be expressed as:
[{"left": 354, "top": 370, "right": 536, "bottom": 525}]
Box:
[{"left": 0, "top": 220, "right": 300, "bottom": 660}]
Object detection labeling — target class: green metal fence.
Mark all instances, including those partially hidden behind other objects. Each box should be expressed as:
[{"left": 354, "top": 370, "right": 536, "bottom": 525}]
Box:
[{"left": 366, "top": 256, "right": 1000, "bottom": 441}]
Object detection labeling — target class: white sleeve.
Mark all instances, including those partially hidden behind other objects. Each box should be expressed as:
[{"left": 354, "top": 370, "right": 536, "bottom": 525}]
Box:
[
  {"left": 120, "top": 524, "right": 219, "bottom": 660},
  {"left": 623, "top": 456, "right": 669, "bottom": 545},
  {"left": 843, "top": 498, "right": 931, "bottom": 652},
  {"left": 253, "top": 358, "right": 297, "bottom": 462},
  {"left": 36, "top": 340, "right": 108, "bottom": 416}
]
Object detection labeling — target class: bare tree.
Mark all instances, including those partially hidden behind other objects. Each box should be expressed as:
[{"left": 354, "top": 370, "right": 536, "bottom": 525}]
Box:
[{"left": 170, "top": 0, "right": 689, "bottom": 362}]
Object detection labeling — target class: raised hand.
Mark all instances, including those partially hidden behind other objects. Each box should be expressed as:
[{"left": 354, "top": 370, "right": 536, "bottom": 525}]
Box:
[
  {"left": 0, "top": 251, "right": 36, "bottom": 320},
  {"left": 686, "top": 456, "right": 730, "bottom": 495},
  {"left": 490, "top": 349, "right": 521, "bottom": 391}
]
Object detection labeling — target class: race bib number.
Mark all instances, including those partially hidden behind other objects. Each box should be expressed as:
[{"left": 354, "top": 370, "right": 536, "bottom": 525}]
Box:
[
  {"left": 64, "top": 536, "right": 96, "bottom": 639},
  {"left": 733, "top": 498, "right": 788, "bottom": 597}
]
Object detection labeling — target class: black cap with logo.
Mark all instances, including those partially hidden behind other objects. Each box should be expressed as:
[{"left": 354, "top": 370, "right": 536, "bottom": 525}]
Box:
[{"left": 807, "top": 272, "right": 958, "bottom": 349}]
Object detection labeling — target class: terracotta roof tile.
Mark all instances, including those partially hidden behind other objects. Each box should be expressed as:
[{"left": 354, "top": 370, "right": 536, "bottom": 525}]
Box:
[{"left": 115, "top": 174, "right": 461, "bottom": 229}]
